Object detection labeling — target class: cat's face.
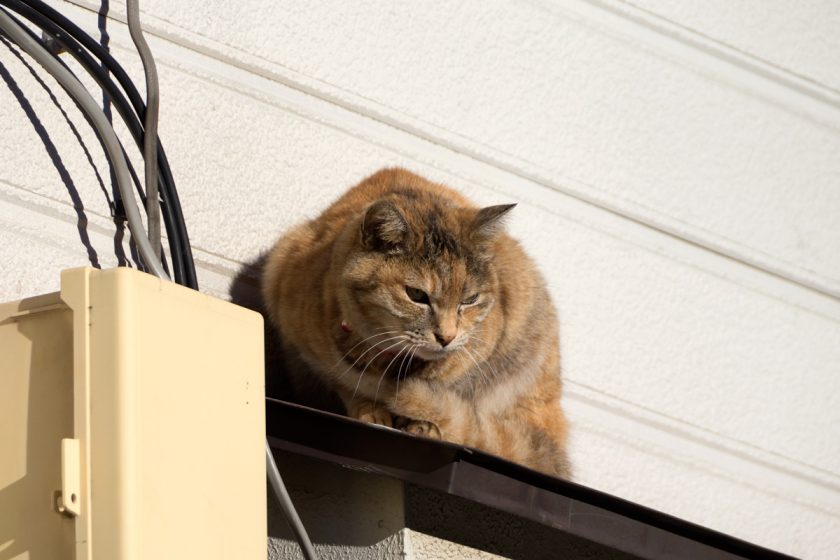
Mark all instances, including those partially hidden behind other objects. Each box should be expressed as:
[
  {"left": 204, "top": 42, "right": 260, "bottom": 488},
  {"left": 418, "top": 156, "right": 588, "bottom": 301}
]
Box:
[{"left": 338, "top": 196, "right": 513, "bottom": 370}]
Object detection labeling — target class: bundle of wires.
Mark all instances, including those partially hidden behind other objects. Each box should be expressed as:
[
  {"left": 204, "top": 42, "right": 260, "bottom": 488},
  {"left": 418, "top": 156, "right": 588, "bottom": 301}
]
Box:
[
  {"left": 0, "top": 3, "right": 317, "bottom": 558},
  {"left": 0, "top": 0, "right": 195, "bottom": 288}
]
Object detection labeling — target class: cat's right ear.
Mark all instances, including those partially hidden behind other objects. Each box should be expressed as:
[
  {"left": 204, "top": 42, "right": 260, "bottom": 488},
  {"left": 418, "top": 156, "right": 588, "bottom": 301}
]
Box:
[
  {"left": 361, "top": 201, "right": 409, "bottom": 252},
  {"left": 471, "top": 203, "right": 516, "bottom": 242}
]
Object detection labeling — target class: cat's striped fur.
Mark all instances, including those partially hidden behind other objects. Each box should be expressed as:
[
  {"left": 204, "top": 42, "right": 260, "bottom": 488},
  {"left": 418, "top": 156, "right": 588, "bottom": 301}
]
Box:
[{"left": 262, "top": 168, "right": 570, "bottom": 477}]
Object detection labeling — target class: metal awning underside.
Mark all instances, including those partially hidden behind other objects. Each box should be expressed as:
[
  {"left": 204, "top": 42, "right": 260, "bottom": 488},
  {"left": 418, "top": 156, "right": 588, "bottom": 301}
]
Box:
[{"left": 266, "top": 398, "right": 794, "bottom": 560}]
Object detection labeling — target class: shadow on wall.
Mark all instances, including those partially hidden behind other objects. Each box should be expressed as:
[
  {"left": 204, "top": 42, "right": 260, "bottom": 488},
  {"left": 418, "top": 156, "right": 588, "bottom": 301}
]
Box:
[
  {"left": 228, "top": 252, "right": 344, "bottom": 414},
  {"left": 0, "top": 16, "right": 138, "bottom": 271},
  {"left": 0, "top": 301, "right": 75, "bottom": 560},
  {"left": 266, "top": 451, "right": 405, "bottom": 555}
]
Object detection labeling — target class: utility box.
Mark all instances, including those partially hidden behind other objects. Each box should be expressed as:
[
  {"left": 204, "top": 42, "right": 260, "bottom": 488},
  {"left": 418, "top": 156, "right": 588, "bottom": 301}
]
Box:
[{"left": 0, "top": 267, "right": 266, "bottom": 559}]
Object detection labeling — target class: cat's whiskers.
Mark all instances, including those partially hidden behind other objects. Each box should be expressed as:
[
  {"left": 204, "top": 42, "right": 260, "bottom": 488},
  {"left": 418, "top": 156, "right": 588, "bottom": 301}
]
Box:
[
  {"left": 373, "top": 344, "right": 412, "bottom": 410},
  {"left": 465, "top": 331, "right": 494, "bottom": 358},
  {"left": 455, "top": 348, "right": 492, "bottom": 397},
  {"left": 350, "top": 338, "right": 409, "bottom": 402},
  {"left": 454, "top": 351, "right": 473, "bottom": 385},
  {"left": 396, "top": 343, "right": 417, "bottom": 383},
  {"left": 372, "top": 325, "right": 400, "bottom": 333},
  {"left": 330, "top": 330, "right": 402, "bottom": 373},
  {"left": 453, "top": 344, "right": 478, "bottom": 384},
  {"left": 393, "top": 345, "right": 412, "bottom": 402},
  {"left": 396, "top": 345, "right": 420, "bottom": 405},
  {"left": 470, "top": 325, "right": 499, "bottom": 348},
  {"left": 336, "top": 334, "right": 408, "bottom": 383},
  {"left": 467, "top": 334, "right": 502, "bottom": 381},
  {"left": 461, "top": 343, "right": 492, "bottom": 394}
]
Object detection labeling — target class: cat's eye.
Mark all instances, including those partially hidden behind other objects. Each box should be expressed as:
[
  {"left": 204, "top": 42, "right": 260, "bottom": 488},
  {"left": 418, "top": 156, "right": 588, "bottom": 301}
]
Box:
[
  {"left": 460, "top": 294, "right": 479, "bottom": 306},
  {"left": 405, "top": 286, "right": 430, "bottom": 305}
]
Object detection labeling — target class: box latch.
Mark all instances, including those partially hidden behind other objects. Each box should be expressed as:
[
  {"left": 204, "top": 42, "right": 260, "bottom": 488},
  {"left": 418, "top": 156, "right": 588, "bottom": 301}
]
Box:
[{"left": 58, "top": 438, "right": 81, "bottom": 517}]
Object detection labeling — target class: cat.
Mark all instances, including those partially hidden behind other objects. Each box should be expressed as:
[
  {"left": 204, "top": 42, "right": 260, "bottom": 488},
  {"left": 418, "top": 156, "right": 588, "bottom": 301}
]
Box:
[{"left": 261, "top": 168, "right": 570, "bottom": 478}]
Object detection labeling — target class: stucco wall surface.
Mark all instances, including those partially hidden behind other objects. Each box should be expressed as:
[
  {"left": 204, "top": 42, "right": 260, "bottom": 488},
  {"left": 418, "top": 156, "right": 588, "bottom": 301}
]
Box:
[
  {"left": 64, "top": 0, "right": 840, "bottom": 296},
  {"left": 622, "top": 0, "right": 840, "bottom": 91},
  {"left": 1, "top": 1, "right": 839, "bottom": 558}
]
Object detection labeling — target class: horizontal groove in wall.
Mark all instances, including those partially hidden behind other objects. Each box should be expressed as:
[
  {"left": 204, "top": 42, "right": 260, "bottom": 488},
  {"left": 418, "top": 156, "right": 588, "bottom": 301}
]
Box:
[
  {"left": 12, "top": 3, "right": 840, "bottom": 323},
  {"left": 39, "top": 0, "right": 840, "bottom": 318},
  {"left": 566, "top": 381, "right": 840, "bottom": 518},
  {"left": 60, "top": 0, "right": 840, "bottom": 300},
  {"left": 0, "top": 182, "right": 237, "bottom": 299},
  {"left": 571, "top": 0, "right": 840, "bottom": 111},
  {"left": 605, "top": 0, "right": 840, "bottom": 97}
]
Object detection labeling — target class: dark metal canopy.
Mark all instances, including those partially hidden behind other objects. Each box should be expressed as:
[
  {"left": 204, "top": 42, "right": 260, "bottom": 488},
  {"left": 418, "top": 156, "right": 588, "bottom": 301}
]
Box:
[{"left": 266, "top": 398, "right": 795, "bottom": 560}]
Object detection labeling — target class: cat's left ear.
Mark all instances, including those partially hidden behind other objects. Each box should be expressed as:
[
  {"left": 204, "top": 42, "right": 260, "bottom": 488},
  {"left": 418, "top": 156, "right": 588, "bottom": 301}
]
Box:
[
  {"left": 361, "top": 200, "right": 409, "bottom": 252},
  {"left": 471, "top": 204, "right": 516, "bottom": 241}
]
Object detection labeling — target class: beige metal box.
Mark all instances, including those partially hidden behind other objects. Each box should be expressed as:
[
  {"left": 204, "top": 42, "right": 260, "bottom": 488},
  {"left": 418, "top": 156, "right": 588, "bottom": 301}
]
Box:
[{"left": 0, "top": 267, "right": 266, "bottom": 559}]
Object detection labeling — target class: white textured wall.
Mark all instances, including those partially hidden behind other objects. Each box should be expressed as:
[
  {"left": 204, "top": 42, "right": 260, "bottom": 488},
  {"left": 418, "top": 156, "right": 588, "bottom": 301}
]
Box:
[{"left": 2, "top": 1, "right": 839, "bottom": 558}]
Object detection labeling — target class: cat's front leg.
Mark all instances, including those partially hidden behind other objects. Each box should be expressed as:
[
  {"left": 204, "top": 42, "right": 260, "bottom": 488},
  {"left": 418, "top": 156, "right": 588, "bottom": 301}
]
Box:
[
  {"left": 390, "top": 379, "right": 464, "bottom": 441},
  {"left": 350, "top": 399, "right": 394, "bottom": 427},
  {"left": 337, "top": 388, "right": 394, "bottom": 427},
  {"left": 394, "top": 416, "right": 442, "bottom": 439}
]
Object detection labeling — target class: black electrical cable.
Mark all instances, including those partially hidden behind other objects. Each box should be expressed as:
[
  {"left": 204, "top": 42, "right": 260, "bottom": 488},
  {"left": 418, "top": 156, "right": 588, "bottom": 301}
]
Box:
[
  {"left": 0, "top": 6, "right": 167, "bottom": 278},
  {"left": 17, "top": 0, "right": 195, "bottom": 288},
  {"left": 26, "top": 0, "right": 196, "bottom": 289},
  {"left": 1, "top": 0, "right": 197, "bottom": 289},
  {"left": 0, "top": 0, "right": 182, "bottom": 281},
  {"left": 0, "top": 11, "right": 170, "bottom": 278},
  {"left": 2, "top": 0, "right": 182, "bottom": 283}
]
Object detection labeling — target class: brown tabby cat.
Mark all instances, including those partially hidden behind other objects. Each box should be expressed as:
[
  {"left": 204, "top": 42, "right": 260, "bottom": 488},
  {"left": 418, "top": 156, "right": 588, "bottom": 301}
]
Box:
[{"left": 262, "top": 168, "right": 570, "bottom": 477}]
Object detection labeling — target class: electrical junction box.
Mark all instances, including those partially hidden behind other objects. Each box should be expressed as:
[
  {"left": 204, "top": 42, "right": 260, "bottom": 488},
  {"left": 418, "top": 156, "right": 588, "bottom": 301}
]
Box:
[{"left": 0, "top": 267, "right": 266, "bottom": 559}]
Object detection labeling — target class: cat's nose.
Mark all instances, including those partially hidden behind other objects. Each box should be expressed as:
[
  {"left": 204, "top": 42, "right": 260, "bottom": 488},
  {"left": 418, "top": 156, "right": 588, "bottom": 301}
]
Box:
[{"left": 435, "top": 332, "right": 455, "bottom": 347}]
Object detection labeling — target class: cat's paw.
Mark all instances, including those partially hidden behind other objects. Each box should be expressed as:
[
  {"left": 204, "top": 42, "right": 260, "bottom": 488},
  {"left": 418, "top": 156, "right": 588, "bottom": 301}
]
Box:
[
  {"left": 355, "top": 404, "right": 394, "bottom": 428},
  {"left": 398, "top": 419, "right": 441, "bottom": 439}
]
